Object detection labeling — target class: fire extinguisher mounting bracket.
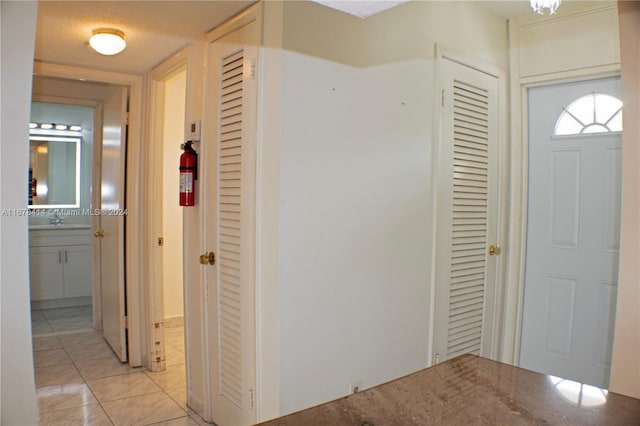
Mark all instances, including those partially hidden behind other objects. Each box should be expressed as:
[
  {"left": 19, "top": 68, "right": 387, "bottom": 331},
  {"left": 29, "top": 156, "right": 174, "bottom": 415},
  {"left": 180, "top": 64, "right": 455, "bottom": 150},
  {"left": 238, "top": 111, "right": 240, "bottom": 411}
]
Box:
[{"left": 180, "top": 140, "right": 199, "bottom": 150}]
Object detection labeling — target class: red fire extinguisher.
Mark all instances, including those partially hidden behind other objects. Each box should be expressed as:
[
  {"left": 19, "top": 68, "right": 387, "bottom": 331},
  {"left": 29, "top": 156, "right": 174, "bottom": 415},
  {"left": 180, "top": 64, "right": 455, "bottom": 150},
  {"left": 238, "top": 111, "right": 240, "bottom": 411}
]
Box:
[{"left": 179, "top": 141, "right": 198, "bottom": 207}]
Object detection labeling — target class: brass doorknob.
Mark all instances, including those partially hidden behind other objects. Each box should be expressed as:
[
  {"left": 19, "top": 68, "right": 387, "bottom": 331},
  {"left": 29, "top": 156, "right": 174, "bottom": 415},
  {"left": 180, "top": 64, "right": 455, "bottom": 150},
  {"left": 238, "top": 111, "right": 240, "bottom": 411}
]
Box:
[
  {"left": 199, "top": 251, "right": 216, "bottom": 265},
  {"left": 94, "top": 230, "right": 105, "bottom": 238},
  {"left": 488, "top": 245, "right": 501, "bottom": 256}
]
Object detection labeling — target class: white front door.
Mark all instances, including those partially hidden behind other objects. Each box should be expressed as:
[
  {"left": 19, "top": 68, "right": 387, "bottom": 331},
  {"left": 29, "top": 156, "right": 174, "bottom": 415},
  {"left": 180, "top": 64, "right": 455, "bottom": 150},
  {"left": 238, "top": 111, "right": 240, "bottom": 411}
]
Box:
[
  {"left": 520, "top": 78, "right": 622, "bottom": 388},
  {"left": 204, "top": 17, "right": 259, "bottom": 426},
  {"left": 433, "top": 57, "right": 501, "bottom": 363},
  {"left": 99, "top": 86, "right": 128, "bottom": 362}
]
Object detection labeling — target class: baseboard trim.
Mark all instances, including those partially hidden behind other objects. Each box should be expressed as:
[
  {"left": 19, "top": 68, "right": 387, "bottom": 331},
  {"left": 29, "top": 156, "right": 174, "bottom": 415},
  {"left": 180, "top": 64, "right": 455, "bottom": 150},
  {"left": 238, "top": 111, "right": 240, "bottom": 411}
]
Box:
[
  {"left": 164, "top": 316, "right": 184, "bottom": 328},
  {"left": 31, "top": 296, "right": 91, "bottom": 311}
]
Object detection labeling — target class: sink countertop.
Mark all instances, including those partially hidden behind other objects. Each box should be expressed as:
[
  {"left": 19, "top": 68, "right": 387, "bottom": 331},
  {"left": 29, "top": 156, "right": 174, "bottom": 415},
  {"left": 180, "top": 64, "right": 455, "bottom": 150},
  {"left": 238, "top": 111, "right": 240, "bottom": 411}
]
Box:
[{"left": 260, "top": 354, "right": 640, "bottom": 426}]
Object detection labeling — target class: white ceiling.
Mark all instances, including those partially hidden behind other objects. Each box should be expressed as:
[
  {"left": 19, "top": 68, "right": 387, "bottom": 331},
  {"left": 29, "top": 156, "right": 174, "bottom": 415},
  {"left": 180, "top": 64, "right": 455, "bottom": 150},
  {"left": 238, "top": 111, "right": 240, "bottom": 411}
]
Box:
[
  {"left": 34, "top": 0, "right": 540, "bottom": 75},
  {"left": 35, "top": 1, "right": 256, "bottom": 74},
  {"left": 310, "top": 0, "right": 410, "bottom": 18}
]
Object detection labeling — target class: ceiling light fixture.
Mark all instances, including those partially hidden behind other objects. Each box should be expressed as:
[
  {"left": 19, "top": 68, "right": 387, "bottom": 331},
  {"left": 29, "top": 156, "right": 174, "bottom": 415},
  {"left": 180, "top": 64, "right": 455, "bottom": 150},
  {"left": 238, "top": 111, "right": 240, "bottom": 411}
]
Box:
[
  {"left": 89, "top": 28, "right": 126, "bottom": 56},
  {"left": 530, "top": 0, "right": 561, "bottom": 15}
]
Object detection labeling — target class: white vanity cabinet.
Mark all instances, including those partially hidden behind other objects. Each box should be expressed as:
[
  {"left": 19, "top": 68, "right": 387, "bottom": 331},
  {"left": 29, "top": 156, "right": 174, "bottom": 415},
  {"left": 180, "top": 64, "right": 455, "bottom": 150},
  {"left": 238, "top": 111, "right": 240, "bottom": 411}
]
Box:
[{"left": 29, "top": 227, "right": 92, "bottom": 301}]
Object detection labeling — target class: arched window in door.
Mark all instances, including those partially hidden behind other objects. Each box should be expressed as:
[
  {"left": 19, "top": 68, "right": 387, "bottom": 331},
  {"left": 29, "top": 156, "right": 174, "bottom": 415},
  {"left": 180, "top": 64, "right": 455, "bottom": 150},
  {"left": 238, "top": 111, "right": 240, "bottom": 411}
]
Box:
[{"left": 554, "top": 93, "right": 623, "bottom": 136}]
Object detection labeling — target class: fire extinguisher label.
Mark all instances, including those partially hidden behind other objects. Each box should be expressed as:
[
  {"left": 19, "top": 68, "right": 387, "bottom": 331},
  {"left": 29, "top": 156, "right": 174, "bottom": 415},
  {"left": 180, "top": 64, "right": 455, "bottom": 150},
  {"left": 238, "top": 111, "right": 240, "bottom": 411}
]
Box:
[{"left": 180, "top": 172, "right": 193, "bottom": 193}]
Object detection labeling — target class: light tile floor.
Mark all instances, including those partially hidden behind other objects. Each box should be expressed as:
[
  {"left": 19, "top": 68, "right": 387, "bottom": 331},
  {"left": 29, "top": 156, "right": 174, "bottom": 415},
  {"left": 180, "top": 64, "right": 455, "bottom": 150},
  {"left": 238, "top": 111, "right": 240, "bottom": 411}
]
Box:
[
  {"left": 33, "top": 326, "right": 210, "bottom": 426},
  {"left": 31, "top": 306, "right": 94, "bottom": 335}
]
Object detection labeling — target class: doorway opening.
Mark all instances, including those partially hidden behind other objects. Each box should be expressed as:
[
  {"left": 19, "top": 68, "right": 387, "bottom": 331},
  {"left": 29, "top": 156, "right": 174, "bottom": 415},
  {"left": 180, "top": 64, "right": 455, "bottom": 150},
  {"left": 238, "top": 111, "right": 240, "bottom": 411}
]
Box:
[
  {"left": 28, "top": 74, "right": 131, "bottom": 366},
  {"left": 28, "top": 100, "right": 96, "bottom": 335},
  {"left": 160, "top": 70, "right": 186, "bottom": 332},
  {"left": 147, "top": 55, "right": 188, "bottom": 373}
]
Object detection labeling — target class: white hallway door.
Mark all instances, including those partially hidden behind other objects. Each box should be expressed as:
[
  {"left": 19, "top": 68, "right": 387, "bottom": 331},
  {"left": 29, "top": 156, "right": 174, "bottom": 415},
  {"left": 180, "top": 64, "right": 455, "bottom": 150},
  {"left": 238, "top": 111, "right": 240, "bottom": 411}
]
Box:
[
  {"left": 433, "top": 56, "right": 501, "bottom": 363},
  {"left": 99, "top": 85, "right": 129, "bottom": 362},
  {"left": 520, "top": 78, "right": 622, "bottom": 388},
  {"left": 204, "top": 15, "right": 259, "bottom": 426}
]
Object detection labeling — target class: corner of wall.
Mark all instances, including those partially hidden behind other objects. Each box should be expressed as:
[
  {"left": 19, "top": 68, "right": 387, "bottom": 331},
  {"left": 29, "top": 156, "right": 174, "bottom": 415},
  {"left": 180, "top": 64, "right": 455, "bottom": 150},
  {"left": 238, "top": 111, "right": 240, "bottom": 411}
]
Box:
[
  {"left": 0, "top": 1, "right": 40, "bottom": 424},
  {"left": 609, "top": 0, "right": 640, "bottom": 399},
  {"left": 256, "top": 1, "right": 283, "bottom": 420}
]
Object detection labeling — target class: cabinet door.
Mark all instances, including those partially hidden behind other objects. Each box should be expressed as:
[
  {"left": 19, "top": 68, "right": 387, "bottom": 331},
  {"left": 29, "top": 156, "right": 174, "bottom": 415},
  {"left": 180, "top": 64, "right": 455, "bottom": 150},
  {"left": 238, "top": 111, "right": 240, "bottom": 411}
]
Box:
[
  {"left": 63, "top": 245, "right": 92, "bottom": 298},
  {"left": 29, "top": 246, "right": 64, "bottom": 300}
]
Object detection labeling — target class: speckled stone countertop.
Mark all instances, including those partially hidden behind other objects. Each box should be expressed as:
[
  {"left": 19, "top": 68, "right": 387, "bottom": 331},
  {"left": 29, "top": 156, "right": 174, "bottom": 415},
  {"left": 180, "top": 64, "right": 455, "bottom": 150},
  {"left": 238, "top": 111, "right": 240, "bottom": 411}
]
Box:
[{"left": 260, "top": 354, "right": 640, "bottom": 425}]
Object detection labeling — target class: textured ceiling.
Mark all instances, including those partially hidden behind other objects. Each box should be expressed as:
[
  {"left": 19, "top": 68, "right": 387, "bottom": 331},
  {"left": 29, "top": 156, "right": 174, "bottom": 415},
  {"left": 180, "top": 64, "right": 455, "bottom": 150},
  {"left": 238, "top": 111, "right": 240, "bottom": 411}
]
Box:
[
  {"left": 35, "top": 1, "right": 256, "bottom": 74},
  {"left": 310, "top": 1, "right": 410, "bottom": 18},
  {"left": 34, "top": 0, "right": 547, "bottom": 75}
]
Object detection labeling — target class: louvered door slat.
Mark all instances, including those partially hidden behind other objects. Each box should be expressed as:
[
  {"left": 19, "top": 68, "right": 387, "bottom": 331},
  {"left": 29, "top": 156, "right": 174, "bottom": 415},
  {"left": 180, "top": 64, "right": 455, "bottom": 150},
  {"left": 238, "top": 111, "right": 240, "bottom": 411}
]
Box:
[
  {"left": 454, "top": 106, "right": 488, "bottom": 122},
  {"left": 222, "top": 121, "right": 243, "bottom": 134},
  {"left": 446, "top": 77, "right": 491, "bottom": 360},
  {"left": 455, "top": 120, "right": 488, "bottom": 134},
  {"left": 221, "top": 89, "right": 243, "bottom": 105},
  {"left": 221, "top": 114, "right": 242, "bottom": 127},
  {"left": 453, "top": 93, "right": 488, "bottom": 109},
  {"left": 451, "top": 253, "right": 485, "bottom": 263},
  {"left": 217, "top": 48, "right": 245, "bottom": 408},
  {"left": 222, "top": 97, "right": 243, "bottom": 111},
  {"left": 454, "top": 135, "right": 490, "bottom": 149}
]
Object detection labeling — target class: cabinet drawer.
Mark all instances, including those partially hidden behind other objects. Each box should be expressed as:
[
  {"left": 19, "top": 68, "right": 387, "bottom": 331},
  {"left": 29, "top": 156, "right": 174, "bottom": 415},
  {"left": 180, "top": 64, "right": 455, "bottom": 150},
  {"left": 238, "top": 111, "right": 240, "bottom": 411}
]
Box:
[{"left": 30, "top": 231, "right": 91, "bottom": 247}]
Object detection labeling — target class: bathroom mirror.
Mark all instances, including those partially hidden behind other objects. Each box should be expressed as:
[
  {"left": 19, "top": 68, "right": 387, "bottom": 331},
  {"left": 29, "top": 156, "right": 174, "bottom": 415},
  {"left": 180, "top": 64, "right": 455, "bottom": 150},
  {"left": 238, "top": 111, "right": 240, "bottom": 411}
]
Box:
[{"left": 28, "top": 135, "right": 81, "bottom": 208}]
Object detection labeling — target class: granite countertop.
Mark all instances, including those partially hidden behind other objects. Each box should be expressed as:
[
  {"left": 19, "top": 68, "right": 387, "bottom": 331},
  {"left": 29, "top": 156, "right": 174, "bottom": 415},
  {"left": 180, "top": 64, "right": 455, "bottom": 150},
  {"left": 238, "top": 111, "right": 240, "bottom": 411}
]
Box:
[{"left": 260, "top": 354, "right": 640, "bottom": 425}]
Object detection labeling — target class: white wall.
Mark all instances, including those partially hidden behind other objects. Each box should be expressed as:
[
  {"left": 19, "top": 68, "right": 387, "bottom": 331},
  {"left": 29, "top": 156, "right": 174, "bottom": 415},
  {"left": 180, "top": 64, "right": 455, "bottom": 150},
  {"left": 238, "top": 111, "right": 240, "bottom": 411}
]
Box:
[
  {"left": 279, "top": 54, "right": 432, "bottom": 412},
  {"left": 516, "top": 2, "right": 620, "bottom": 81},
  {"left": 275, "top": 0, "right": 508, "bottom": 415},
  {"left": 609, "top": 0, "right": 640, "bottom": 399},
  {"left": 162, "top": 70, "right": 186, "bottom": 321},
  {"left": 0, "top": 1, "right": 39, "bottom": 424}
]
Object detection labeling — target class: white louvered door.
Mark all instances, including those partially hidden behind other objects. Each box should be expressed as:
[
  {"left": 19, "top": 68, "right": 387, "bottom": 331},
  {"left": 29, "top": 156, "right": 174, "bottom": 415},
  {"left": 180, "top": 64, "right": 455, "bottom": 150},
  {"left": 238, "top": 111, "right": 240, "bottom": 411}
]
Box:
[
  {"left": 206, "top": 17, "right": 259, "bottom": 426},
  {"left": 433, "top": 58, "right": 500, "bottom": 363}
]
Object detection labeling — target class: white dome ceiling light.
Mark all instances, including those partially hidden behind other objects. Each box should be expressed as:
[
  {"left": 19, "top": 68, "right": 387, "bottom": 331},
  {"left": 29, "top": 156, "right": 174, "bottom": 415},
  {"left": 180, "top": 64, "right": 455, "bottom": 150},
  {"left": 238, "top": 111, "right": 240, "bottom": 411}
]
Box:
[{"left": 89, "top": 28, "right": 126, "bottom": 56}]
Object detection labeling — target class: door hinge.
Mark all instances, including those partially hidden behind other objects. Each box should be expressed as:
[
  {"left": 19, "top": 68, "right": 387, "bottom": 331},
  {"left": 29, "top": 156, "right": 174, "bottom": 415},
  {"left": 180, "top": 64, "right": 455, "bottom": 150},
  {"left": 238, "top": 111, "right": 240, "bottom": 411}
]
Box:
[
  {"left": 441, "top": 89, "right": 445, "bottom": 107},
  {"left": 122, "top": 316, "right": 128, "bottom": 329},
  {"left": 251, "top": 58, "right": 256, "bottom": 81},
  {"left": 123, "top": 111, "right": 130, "bottom": 126},
  {"left": 249, "top": 389, "right": 254, "bottom": 409}
]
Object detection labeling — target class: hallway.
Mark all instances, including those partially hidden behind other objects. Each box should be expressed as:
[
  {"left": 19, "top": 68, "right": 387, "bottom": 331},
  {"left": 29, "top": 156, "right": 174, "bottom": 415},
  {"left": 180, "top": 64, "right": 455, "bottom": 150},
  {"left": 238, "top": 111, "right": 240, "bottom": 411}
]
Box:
[{"left": 33, "top": 325, "right": 207, "bottom": 425}]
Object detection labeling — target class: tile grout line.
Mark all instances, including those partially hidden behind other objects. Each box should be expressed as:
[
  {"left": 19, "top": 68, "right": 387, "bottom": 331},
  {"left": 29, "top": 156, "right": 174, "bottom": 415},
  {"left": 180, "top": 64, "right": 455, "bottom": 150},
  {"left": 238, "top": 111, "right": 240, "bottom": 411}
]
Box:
[
  {"left": 61, "top": 337, "right": 117, "bottom": 426},
  {"left": 34, "top": 325, "right": 195, "bottom": 425}
]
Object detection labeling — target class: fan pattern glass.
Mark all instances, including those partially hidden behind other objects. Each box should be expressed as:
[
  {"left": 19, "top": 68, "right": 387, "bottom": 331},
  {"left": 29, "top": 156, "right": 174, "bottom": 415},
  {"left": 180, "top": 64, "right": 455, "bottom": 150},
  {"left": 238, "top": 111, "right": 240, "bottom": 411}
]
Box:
[{"left": 554, "top": 93, "right": 623, "bottom": 136}]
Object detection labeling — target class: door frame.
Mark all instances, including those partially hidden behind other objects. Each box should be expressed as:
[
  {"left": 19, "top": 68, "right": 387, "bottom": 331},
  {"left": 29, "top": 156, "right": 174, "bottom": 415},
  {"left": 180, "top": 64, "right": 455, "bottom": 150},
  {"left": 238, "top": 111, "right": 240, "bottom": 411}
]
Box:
[
  {"left": 430, "top": 44, "right": 509, "bottom": 363},
  {"left": 145, "top": 48, "right": 190, "bottom": 373},
  {"left": 30, "top": 93, "right": 104, "bottom": 330},
  {"left": 501, "top": 48, "right": 622, "bottom": 364},
  {"left": 33, "top": 61, "right": 145, "bottom": 367}
]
